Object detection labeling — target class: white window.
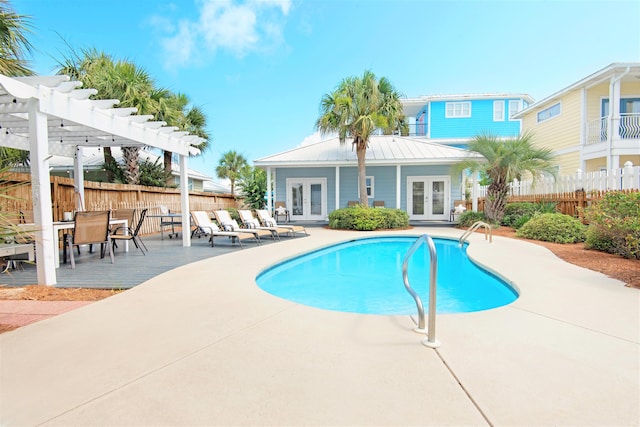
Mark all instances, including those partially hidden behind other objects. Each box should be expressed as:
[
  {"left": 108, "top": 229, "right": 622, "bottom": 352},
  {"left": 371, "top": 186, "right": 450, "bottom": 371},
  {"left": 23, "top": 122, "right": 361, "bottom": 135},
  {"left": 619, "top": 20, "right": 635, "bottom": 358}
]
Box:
[
  {"left": 358, "top": 176, "right": 374, "bottom": 198},
  {"left": 445, "top": 102, "right": 471, "bottom": 118},
  {"left": 493, "top": 101, "right": 505, "bottom": 121},
  {"left": 537, "top": 102, "right": 561, "bottom": 123},
  {"left": 508, "top": 100, "right": 521, "bottom": 119}
]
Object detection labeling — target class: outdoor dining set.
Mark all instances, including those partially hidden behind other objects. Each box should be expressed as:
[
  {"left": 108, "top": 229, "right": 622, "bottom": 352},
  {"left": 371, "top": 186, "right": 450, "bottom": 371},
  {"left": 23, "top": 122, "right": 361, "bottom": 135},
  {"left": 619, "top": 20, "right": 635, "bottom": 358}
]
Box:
[{"left": 2, "top": 206, "right": 308, "bottom": 271}]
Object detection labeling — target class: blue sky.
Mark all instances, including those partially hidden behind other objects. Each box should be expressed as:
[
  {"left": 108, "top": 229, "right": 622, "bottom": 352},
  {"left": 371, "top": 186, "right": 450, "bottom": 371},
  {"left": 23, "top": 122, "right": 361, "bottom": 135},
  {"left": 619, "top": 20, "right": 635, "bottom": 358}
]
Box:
[{"left": 11, "top": 0, "right": 640, "bottom": 180}]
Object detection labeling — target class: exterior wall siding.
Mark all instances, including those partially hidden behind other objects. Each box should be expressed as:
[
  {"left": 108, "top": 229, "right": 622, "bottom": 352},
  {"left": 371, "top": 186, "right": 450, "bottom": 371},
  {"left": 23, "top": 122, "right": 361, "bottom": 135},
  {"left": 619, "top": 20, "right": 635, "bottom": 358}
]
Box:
[
  {"left": 429, "top": 98, "right": 522, "bottom": 140},
  {"left": 521, "top": 90, "right": 582, "bottom": 173},
  {"left": 400, "top": 165, "right": 453, "bottom": 211},
  {"left": 587, "top": 81, "right": 640, "bottom": 120},
  {"left": 275, "top": 167, "right": 336, "bottom": 211}
]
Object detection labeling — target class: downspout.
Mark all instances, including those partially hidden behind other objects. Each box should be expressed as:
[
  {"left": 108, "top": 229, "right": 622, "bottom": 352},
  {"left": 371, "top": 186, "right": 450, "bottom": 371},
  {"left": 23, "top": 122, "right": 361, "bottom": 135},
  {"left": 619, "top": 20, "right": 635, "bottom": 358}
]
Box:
[{"left": 607, "top": 66, "right": 631, "bottom": 169}]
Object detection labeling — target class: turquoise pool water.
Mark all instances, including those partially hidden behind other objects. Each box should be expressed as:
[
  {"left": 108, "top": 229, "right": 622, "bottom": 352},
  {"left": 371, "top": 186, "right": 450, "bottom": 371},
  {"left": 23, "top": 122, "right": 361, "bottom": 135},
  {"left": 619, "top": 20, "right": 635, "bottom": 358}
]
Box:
[{"left": 256, "top": 236, "right": 518, "bottom": 315}]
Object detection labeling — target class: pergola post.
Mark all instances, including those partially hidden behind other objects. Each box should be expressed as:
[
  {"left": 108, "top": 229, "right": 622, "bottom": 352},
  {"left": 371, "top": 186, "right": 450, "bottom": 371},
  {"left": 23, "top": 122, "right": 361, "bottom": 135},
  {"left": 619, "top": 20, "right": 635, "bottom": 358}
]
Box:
[
  {"left": 27, "top": 99, "right": 57, "bottom": 285},
  {"left": 73, "top": 146, "right": 85, "bottom": 210},
  {"left": 180, "top": 154, "right": 191, "bottom": 247}
]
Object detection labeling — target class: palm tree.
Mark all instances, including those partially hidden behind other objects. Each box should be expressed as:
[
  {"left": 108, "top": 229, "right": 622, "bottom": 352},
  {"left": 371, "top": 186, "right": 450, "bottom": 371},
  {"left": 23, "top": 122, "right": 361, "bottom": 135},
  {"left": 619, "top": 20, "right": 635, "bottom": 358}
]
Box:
[
  {"left": 56, "top": 49, "right": 119, "bottom": 180},
  {"left": 216, "top": 150, "right": 248, "bottom": 197},
  {"left": 0, "top": 0, "right": 34, "bottom": 76},
  {"left": 57, "top": 50, "right": 157, "bottom": 184},
  {"left": 454, "top": 132, "right": 556, "bottom": 223},
  {"left": 155, "top": 92, "right": 211, "bottom": 184},
  {"left": 316, "top": 70, "right": 405, "bottom": 206}
]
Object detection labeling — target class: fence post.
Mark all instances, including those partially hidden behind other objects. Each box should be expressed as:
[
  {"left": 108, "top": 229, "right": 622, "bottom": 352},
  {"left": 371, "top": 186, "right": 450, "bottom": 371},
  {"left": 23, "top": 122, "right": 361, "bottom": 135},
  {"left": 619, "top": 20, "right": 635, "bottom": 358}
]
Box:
[{"left": 623, "top": 161, "right": 634, "bottom": 190}]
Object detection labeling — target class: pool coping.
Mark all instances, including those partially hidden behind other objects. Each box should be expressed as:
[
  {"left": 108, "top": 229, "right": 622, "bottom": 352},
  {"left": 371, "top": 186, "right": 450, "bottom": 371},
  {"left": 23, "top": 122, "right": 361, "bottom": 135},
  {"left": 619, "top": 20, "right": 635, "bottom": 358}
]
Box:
[{"left": 1, "top": 226, "right": 638, "bottom": 426}]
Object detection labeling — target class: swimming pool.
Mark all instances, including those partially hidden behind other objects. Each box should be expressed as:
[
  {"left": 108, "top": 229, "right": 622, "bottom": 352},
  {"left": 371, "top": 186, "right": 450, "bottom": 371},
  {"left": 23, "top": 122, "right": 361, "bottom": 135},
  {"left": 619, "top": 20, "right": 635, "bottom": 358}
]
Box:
[{"left": 256, "top": 236, "right": 518, "bottom": 315}]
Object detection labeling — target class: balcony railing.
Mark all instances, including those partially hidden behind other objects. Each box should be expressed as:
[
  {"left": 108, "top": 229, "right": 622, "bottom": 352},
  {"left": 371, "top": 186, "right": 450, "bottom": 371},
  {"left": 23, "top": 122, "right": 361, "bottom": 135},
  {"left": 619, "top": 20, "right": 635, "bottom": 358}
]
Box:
[{"left": 586, "top": 114, "right": 640, "bottom": 145}]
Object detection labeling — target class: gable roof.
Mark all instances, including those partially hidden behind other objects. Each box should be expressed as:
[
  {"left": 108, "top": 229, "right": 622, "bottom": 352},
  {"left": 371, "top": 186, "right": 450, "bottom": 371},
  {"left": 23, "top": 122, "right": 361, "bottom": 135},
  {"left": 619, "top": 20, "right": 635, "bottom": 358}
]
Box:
[{"left": 254, "top": 135, "right": 483, "bottom": 167}]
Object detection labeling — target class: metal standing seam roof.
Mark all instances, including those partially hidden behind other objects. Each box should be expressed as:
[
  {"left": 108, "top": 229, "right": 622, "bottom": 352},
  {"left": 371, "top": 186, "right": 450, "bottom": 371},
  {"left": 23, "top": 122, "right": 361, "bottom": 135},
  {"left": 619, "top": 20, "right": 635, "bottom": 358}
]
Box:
[{"left": 254, "top": 135, "right": 483, "bottom": 166}]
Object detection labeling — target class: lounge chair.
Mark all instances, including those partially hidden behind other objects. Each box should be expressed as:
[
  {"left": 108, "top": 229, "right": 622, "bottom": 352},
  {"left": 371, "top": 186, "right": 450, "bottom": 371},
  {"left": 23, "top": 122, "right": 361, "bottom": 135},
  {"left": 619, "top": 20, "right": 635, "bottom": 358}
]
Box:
[
  {"left": 213, "top": 209, "right": 274, "bottom": 242},
  {"left": 190, "top": 211, "right": 257, "bottom": 248},
  {"left": 238, "top": 209, "right": 288, "bottom": 240},
  {"left": 256, "top": 209, "right": 308, "bottom": 237}
]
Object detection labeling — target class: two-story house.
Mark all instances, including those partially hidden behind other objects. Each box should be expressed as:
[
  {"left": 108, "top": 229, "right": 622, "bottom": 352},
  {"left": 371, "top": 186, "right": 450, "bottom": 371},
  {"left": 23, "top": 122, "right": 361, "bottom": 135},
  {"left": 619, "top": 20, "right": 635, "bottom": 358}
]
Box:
[
  {"left": 254, "top": 93, "right": 531, "bottom": 222},
  {"left": 401, "top": 93, "right": 534, "bottom": 147},
  {"left": 513, "top": 63, "right": 640, "bottom": 174}
]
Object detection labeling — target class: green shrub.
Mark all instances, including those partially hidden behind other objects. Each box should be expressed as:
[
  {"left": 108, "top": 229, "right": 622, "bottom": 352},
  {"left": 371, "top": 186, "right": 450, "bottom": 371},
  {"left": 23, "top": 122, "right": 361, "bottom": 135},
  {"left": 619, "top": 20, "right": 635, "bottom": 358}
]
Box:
[
  {"left": 457, "top": 210, "right": 488, "bottom": 228},
  {"left": 501, "top": 202, "right": 557, "bottom": 229},
  {"left": 501, "top": 202, "right": 537, "bottom": 228},
  {"left": 328, "top": 206, "right": 409, "bottom": 231},
  {"left": 512, "top": 214, "right": 533, "bottom": 229},
  {"left": 516, "top": 213, "right": 586, "bottom": 243},
  {"left": 583, "top": 191, "right": 640, "bottom": 259},
  {"left": 226, "top": 207, "right": 241, "bottom": 223}
]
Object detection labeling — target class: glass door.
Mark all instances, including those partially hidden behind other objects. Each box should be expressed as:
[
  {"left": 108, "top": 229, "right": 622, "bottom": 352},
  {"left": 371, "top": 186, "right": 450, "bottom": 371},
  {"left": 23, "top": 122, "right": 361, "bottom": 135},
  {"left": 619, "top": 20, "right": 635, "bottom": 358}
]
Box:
[
  {"left": 407, "top": 176, "right": 449, "bottom": 220},
  {"left": 286, "top": 178, "right": 327, "bottom": 220}
]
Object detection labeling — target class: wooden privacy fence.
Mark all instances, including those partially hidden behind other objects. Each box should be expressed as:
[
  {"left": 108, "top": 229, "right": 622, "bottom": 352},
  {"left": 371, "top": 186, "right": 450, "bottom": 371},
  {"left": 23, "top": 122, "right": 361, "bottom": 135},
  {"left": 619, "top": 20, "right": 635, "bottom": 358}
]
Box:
[
  {"left": 477, "top": 188, "right": 639, "bottom": 219},
  {"left": 0, "top": 172, "right": 238, "bottom": 235}
]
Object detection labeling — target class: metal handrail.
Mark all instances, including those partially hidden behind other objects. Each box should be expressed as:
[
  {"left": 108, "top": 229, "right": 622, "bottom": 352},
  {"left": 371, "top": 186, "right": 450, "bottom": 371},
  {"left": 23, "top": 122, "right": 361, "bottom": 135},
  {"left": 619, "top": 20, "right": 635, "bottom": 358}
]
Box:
[
  {"left": 459, "top": 221, "right": 493, "bottom": 245},
  {"left": 402, "top": 234, "right": 439, "bottom": 348}
]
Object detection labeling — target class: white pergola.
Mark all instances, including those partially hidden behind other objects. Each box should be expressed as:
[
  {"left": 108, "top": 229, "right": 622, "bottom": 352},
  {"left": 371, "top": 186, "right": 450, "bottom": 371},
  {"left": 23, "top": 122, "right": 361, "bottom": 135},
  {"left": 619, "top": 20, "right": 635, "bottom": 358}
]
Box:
[{"left": 0, "top": 74, "right": 199, "bottom": 285}]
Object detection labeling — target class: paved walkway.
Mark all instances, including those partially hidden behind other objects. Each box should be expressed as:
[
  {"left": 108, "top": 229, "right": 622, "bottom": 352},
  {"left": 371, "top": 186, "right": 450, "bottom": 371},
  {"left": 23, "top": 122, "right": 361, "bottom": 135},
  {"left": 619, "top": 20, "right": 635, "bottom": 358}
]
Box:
[
  {"left": 0, "top": 300, "right": 92, "bottom": 329},
  {"left": 0, "top": 227, "right": 638, "bottom": 426}
]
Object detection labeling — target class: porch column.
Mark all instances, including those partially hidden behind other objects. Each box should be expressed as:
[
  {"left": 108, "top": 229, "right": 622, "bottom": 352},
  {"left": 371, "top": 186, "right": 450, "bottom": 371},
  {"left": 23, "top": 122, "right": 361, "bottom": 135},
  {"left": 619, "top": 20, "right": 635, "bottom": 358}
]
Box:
[
  {"left": 396, "top": 165, "right": 401, "bottom": 209},
  {"left": 580, "top": 87, "right": 586, "bottom": 165},
  {"left": 28, "top": 99, "right": 57, "bottom": 285},
  {"left": 179, "top": 154, "right": 191, "bottom": 247},
  {"left": 335, "top": 166, "right": 340, "bottom": 211},
  {"left": 266, "top": 167, "right": 272, "bottom": 213}
]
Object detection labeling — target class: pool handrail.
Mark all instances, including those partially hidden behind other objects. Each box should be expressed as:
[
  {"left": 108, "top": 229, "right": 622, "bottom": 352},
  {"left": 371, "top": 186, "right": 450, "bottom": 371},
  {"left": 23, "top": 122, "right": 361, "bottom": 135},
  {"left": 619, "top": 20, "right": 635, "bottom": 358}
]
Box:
[
  {"left": 402, "top": 234, "right": 440, "bottom": 348},
  {"left": 459, "top": 221, "right": 493, "bottom": 245}
]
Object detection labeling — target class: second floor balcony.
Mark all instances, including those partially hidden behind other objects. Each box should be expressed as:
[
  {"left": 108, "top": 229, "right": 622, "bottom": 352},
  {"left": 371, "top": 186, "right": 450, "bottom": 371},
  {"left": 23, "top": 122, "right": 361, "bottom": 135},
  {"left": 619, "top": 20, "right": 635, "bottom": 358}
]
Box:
[{"left": 586, "top": 113, "right": 640, "bottom": 145}]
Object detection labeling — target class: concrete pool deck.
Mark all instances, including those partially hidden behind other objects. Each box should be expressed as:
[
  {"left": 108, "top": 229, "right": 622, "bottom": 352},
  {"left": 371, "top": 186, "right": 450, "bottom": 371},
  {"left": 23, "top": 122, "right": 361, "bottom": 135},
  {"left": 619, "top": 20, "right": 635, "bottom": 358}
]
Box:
[{"left": 0, "top": 226, "right": 638, "bottom": 426}]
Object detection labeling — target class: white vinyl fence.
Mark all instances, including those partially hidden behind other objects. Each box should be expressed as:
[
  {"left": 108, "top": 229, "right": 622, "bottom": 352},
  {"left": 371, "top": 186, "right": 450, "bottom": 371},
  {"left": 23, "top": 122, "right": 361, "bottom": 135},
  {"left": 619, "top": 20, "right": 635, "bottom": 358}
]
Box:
[{"left": 479, "top": 161, "right": 639, "bottom": 197}]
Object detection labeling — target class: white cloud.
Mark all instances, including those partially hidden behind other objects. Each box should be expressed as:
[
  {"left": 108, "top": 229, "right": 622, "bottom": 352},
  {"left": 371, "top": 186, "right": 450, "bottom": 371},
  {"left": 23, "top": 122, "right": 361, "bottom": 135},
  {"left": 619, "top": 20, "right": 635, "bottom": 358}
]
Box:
[
  {"left": 297, "top": 131, "right": 335, "bottom": 148},
  {"left": 160, "top": 20, "right": 197, "bottom": 67},
  {"left": 155, "top": 0, "right": 292, "bottom": 69}
]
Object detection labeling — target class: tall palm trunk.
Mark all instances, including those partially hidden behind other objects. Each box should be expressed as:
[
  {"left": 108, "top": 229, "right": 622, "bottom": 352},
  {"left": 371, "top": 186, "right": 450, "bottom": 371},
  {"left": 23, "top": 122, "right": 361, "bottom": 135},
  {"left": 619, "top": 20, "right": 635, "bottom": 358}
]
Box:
[
  {"left": 122, "top": 147, "right": 140, "bottom": 184},
  {"left": 356, "top": 139, "right": 368, "bottom": 206},
  {"left": 103, "top": 147, "right": 117, "bottom": 182},
  {"left": 163, "top": 150, "right": 173, "bottom": 185},
  {"left": 485, "top": 177, "right": 509, "bottom": 222}
]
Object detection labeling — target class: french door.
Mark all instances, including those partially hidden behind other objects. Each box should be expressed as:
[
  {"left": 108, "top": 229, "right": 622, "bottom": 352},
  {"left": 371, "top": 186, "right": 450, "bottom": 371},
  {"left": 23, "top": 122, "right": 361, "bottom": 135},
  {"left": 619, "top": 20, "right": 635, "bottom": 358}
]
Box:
[
  {"left": 407, "top": 176, "right": 449, "bottom": 220},
  {"left": 286, "top": 178, "right": 327, "bottom": 221}
]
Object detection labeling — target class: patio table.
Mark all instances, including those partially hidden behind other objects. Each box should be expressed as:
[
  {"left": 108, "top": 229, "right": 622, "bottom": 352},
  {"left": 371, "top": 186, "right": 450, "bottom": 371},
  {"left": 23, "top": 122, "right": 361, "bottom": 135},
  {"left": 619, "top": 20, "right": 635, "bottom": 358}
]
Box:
[{"left": 146, "top": 213, "right": 182, "bottom": 240}]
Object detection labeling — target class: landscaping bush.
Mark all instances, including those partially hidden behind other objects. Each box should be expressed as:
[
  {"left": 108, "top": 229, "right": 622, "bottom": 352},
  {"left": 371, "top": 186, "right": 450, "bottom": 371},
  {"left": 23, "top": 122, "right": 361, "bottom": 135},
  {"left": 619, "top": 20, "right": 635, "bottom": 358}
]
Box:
[
  {"left": 457, "top": 210, "right": 489, "bottom": 228},
  {"left": 501, "top": 201, "right": 557, "bottom": 229},
  {"left": 583, "top": 191, "right": 640, "bottom": 259},
  {"left": 328, "top": 205, "right": 409, "bottom": 231},
  {"left": 501, "top": 202, "right": 538, "bottom": 228},
  {"left": 516, "top": 213, "right": 586, "bottom": 243}
]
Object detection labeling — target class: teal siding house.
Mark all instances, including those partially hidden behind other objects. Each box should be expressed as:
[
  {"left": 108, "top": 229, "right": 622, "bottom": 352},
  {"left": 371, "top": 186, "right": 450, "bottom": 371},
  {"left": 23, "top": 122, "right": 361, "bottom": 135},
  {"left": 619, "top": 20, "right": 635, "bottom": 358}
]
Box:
[
  {"left": 255, "top": 93, "right": 532, "bottom": 221},
  {"left": 402, "top": 93, "right": 533, "bottom": 147}
]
